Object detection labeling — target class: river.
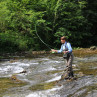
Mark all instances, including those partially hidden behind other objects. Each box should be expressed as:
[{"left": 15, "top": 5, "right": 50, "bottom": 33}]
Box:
[{"left": 0, "top": 52, "right": 97, "bottom": 97}]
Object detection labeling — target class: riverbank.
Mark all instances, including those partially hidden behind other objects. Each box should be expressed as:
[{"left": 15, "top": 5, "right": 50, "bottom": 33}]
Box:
[
  {"left": 0, "top": 47, "right": 97, "bottom": 61},
  {"left": 73, "top": 47, "right": 97, "bottom": 57}
]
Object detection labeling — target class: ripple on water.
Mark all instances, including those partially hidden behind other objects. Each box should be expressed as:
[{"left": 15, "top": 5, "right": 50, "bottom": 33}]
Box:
[
  {"left": 11, "top": 62, "right": 30, "bottom": 67},
  {"left": 0, "top": 65, "right": 24, "bottom": 75},
  {"left": 27, "top": 84, "right": 62, "bottom": 97},
  {"left": 45, "top": 76, "right": 61, "bottom": 83},
  {"left": 39, "top": 66, "right": 56, "bottom": 72}
]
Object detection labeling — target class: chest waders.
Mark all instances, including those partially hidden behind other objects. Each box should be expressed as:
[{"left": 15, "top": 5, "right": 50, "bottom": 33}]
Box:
[{"left": 61, "top": 43, "right": 74, "bottom": 80}]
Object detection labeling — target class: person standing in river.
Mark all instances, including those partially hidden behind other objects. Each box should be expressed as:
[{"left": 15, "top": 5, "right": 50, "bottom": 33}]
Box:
[{"left": 51, "top": 36, "right": 74, "bottom": 80}]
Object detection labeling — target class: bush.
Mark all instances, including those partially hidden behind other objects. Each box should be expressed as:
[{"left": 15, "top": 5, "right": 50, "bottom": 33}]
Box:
[{"left": 0, "top": 33, "right": 28, "bottom": 53}]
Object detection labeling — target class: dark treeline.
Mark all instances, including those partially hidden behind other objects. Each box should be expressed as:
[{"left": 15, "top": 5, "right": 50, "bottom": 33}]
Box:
[{"left": 0, "top": 0, "right": 97, "bottom": 52}]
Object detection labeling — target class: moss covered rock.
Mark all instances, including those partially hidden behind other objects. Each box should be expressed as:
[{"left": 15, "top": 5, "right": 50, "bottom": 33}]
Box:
[{"left": 0, "top": 77, "right": 26, "bottom": 95}]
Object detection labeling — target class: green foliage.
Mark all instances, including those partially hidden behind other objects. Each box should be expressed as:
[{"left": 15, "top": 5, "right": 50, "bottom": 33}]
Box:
[
  {"left": 0, "top": 0, "right": 97, "bottom": 53},
  {"left": 53, "top": 1, "right": 91, "bottom": 47},
  {"left": 0, "top": 33, "right": 28, "bottom": 52}
]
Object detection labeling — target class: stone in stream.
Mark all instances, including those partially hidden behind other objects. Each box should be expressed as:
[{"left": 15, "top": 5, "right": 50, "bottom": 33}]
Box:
[
  {"left": 20, "top": 70, "right": 27, "bottom": 73},
  {"left": 78, "top": 72, "right": 84, "bottom": 77},
  {"left": 89, "top": 46, "right": 97, "bottom": 50},
  {"left": 9, "top": 59, "right": 17, "bottom": 63}
]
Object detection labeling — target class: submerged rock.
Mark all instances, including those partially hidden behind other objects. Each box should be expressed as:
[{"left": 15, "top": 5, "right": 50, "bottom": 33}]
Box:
[
  {"left": 10, "top": 75, "right": 23, "bottom": 82},
  {"left": 78, "top": 72, "right": 84, "bottom": 77}
]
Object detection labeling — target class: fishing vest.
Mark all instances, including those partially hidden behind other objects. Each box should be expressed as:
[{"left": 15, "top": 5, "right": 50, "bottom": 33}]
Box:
[{"left": 63, "top": 42, "right": 72, "bottom": 59}]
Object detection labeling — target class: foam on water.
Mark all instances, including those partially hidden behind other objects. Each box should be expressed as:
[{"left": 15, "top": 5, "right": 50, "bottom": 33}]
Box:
[
  {"left": 1, "top": 62, "right": 31, "bottom": 74},
  {"left": 1, "top": 63, "right": 7, "bottom": 66},
  {"left": 11, "top": 62, "right": 30, "bottom": 67},
  {"left": 45, "top": 76, "right": 61, "bottom": 83},
  {"left": 12, "top": 66, "right": 24, "bottom": 73},
  {"left": 45, "top": 60, "right": 61, "bottom": 64},
  {"left": 39, "top": 66, "right": 56, "bottom": 72},
  {"left": 32, "top": 63, "right": 39, "bottom": 65},
  {"left": 0, "top": 65, "right": 24, "bottom": 74},
  {"left": 26, "top": 86, "right": 62, "bottom": 97},
  {"left": 0, "top": 66, "right": 13, "bottom": 72},
  {"left": 41, "top": 58, "right": 50, "bottom": 61},
  {"left": 26, "top": 93, "right": 40, "bottom": 97}
]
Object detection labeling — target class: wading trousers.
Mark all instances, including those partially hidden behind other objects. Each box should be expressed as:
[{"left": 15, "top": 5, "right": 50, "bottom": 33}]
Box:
[{"left": 65, "top": 53, "right": 74, "bottom": 78}]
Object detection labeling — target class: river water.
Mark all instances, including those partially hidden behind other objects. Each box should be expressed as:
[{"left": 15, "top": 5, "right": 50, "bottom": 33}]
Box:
[{"left": 0, "top": 53, "right": 97, "bottom": 97}]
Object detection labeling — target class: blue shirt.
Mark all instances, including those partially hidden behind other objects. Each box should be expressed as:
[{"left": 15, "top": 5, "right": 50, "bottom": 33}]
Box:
[{"left": 58, "top": 42, "right": 72, "bottom": 53}]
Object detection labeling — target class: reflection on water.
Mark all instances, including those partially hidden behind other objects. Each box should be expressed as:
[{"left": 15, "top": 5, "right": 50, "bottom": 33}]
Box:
[{"left": 0, "top": 54, "right": 97, "bottom": 97}]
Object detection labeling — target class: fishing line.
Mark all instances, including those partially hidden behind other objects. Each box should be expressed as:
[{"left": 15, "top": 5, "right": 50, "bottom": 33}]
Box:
[{"left": 35, "top": 24, "right": 53, "bottom": 50}]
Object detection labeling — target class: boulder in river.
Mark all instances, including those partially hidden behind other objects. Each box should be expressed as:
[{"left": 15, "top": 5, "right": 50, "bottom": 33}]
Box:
[{"left": 90, "top": 46, "right": 97, "bottom": 50}]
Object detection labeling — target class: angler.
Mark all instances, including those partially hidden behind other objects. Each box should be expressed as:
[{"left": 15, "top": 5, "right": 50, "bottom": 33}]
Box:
[{"left": 51, "top": 36, "right": 74, "bottom": 80}]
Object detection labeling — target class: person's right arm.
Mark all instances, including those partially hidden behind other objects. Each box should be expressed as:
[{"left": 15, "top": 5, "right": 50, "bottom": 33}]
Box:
[
  {"left": 57, "top": 45, "right": 63, "bottom": 53},
  {"left": 51, "top": 45, "right": 63, "bottom": 53}
]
